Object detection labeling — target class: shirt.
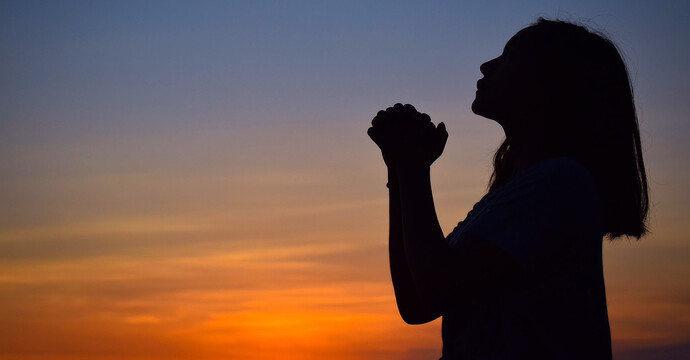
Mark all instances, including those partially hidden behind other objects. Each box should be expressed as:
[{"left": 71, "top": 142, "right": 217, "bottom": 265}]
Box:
[{"left": 440, "top": 157, "right": 611, "bottom": 360}]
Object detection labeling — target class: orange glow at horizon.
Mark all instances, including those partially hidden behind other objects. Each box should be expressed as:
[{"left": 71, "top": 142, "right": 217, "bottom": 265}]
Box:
[{"left": 0, "top": 229, "right": 444, "bottom": 360}]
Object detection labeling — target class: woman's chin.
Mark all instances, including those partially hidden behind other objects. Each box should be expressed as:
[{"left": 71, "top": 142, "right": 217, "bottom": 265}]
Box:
[
  {"left": 471, "top": 100, "right": 502, "bottom": 123},
  {"left": 471, "top": 98, "right": 487, "bottom": 117}
]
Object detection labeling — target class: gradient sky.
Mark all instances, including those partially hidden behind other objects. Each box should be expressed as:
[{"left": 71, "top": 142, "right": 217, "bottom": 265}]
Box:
[{"left": 1, "top": 1, "right": 689, "bottom": 359}]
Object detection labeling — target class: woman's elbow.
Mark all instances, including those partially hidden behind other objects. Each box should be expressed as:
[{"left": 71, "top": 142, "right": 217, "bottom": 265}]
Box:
[
  {"left": 401, "top": 314, "right": 436, "bottom": 325},
  {"left": 397, "top": 304, "right": 441, "bottom": 325}
]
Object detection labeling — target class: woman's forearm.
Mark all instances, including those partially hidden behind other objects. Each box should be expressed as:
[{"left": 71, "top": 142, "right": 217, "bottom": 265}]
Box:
[
  {"left": 388, "top": 167, "right": 438, "bottom": 324},
  {"left": 395, "top": 164, "right": 452, "bottom": 315}
]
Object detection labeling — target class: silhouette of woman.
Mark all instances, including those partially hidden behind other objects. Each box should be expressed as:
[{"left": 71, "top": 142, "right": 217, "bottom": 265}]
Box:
[{"left": 368, "top": 18, "right": 649, "bottom": 360}]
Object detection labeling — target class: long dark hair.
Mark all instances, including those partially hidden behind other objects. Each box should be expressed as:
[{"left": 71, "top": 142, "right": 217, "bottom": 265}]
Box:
[{"left": 488, "top": 18, "right": 649, "bottom": 240}]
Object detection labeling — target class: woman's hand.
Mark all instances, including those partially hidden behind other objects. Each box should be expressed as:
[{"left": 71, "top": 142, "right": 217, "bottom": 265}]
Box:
[{"left": 367, "top": 103, "right": 448, "bottom": 168}]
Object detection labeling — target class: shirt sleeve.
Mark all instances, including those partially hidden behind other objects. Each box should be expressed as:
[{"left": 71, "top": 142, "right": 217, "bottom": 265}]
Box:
[{"left": 452, "top": 158, "right": 603, "bottom": 272}]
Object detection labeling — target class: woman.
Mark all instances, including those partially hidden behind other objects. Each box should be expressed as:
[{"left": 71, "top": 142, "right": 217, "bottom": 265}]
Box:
[{"left": 367, "top": 18, "right": 649, "bottom": 359}]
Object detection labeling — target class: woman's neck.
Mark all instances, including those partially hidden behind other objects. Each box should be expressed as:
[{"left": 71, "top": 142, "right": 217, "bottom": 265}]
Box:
[{"left": 504, "top": 123, "right": 549, "bottom": 174}]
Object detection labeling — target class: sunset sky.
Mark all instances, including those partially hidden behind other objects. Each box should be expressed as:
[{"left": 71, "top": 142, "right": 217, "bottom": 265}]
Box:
[{"left": 1, "top": 1, "right": 688, "bottom": 359}]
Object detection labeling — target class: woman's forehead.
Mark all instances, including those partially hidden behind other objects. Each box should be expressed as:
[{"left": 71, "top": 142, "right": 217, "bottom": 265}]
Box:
[{"left": 505, "top": 27, "right": 539, "bottom": 52}]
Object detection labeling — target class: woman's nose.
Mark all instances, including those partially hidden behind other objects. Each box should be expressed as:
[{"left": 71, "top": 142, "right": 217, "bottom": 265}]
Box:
[{"left": 480, "top": 57, "right": 500, "bottom": 75}]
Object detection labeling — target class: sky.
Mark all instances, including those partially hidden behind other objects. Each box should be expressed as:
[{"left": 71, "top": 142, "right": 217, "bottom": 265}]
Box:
[{"left": 1, "top": 0, "right": 689, "bottom": 359}]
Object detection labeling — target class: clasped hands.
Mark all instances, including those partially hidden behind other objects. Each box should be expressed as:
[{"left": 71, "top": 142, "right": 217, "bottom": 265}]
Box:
[{"left": 368, "top": 103, "right": 448, "bottom": 168}]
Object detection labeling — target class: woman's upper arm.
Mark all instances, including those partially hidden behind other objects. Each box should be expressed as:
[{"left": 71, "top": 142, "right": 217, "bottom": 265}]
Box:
[
  {"left": 442, "top": 232, "right": 522, "bottom": 310},
  {"left": 392, "top": 232, "right": 519, "bottom": 324}
]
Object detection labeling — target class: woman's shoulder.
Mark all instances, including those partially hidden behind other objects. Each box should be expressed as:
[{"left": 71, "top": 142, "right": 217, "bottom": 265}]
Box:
[
  {"left": 540, "top": 157, "right": 598, "bottom": 188},
  {"left": 532, "top": 157, "right": 602, "bottom": 213},
  {"left": 496, "top": 156, "right": 600, "bottom": 205},
  {"left": 520, "top": 156, "right": 596, "bottom": 187},
  {"left": 533, "top": 156, "right": 589, "bottom": 175}
]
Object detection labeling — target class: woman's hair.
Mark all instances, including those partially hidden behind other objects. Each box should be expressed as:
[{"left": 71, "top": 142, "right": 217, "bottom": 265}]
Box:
[{"left": 488, "top": 18, "right": 649, "bottom": 240}]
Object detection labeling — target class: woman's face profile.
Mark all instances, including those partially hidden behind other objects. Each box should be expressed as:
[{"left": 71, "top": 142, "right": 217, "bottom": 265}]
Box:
[{"left": 472, "top": 27, "right": 545, "bottom": 127}]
